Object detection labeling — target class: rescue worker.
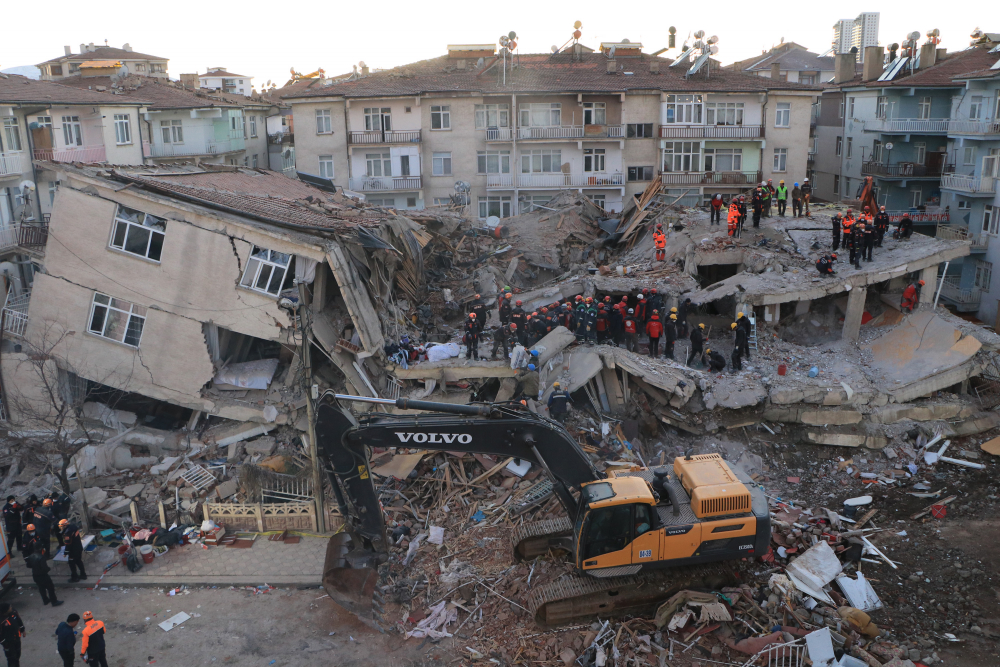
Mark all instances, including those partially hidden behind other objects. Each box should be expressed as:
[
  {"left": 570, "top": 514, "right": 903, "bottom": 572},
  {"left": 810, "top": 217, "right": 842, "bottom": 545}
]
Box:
[
  {"left": 517, "top": 363, "right": 540, "bottom": 401},
  {"left": 623, "top": 308, "right": 639, "bottom": 352},
  {"left": 677, "top": 298, "right": 692, "bottom": 338},
  {"left": 498, "top": 292, "right": 512, "bottom": 325},
  {"left": 776, "top": 180, "right": 788, "bottom": 216},
  {"left": 664, "top": 313, "right": 678, "bottom": 360},
  {"left": 531, "top": 311, "right": 547, "bottom": 346},
  {"left": 595, "top": 304, "right": 609, "bottom": 343},
  {"left": 816, "top": 254, "right": 835, "bottom": 276},
  {"left": 653, "top": 224, "right": 667, "bottom": 261},
  {"left": 763, "top": 180, "right": 773, "bottom": 218},
  {"left": 727, "top": 199, "right": 740, "bottom": 237},
  {"left": 2, "top": 497, "right": 21, "bottom": 554},
  {"left": 894, "top": 215, "right": 913, "bottom": 240},
  {"left": 490, "top": 323, "right": 516, "bottom": 361},
  {"left": 706, "top": 348, "right": 727, "bottom": 372},
  {"left": 0, "top": 603, "right": 24, "bottom": 667},
  {"left": 26, "top": 547, "right": 63, "bottom": 606},
  {"left": 831, "top": 210, "right": 842, "bottom": 251},
  {"left": 22, "top": 525, "right": 41, "bottom": 561},
  {"left": 851, "top": 220, "right": 864, "bottom": 269},
  {"left": 60, "top": 519, "right": 87, "bottom": 582},
  {"left": 874, "top": 206, "right": 890, "bottom": 247},
  {"left": 801, "top": 178, "right": 812, "bottom": 216},
  {"left": 646, "top": 310, "right": 663, "bottom": 358},
  {"left": 470, "top": 294, "right": 487, "bottom": 322},
  {"left": 510, "top": 300, "right": 526, "bottom": 343},
  {"left": 736, "top": 312, "right": 752, "bottom": 361},
  {"left": 710, "top": 193, "right": 724, "bottom": 225},
  {"left": 901, "top": 279, "right": 925, "bottom": 313},
  {"left": 546, "top": 382, "right": 572, "bottom": 423},
  {"left": 731, "top": 337, "right": 743, "bottom": 371},
  {"left": 842, "top": 211, "right": 855, "bottom": 262},
  {"left": 863, "top": 216, "right": 876, "bottom": 261},
  {"left": 34, "top": 499, "right": 55, "bottom": 558},
  {"left": 648, "top": 288, "right": 663, "bottom": 314},
  {"left": 792, "top": 182, "right": 803, "bottom": 217},
  {"left": 80, "top": 611, "right": 109, "bottom": 667},
  {"left": 737, "top": 195, "right": 748, "bottom": 235},
  {"left": 634, "top": 293, "right": 648, "bottom": 325},
  {"left": 610, "top": 303, "right": 624, "bottom": 346},
  {"left": 687, "top": 323, "right": 705, "bottom": 367},
  {"left": 464, "top": 313, "right": 481, "bottom": 359},
  {"left": 751, "top": 185, "right": 764, "bottom": 228},
  {"left": 584, "top": 303, "right": 598, "bottom": 344},
  {"left": 20, "top": 497, "right": 36, "bottom": 539},
  {"left": 732, "top": 322, "right": 747, "bottom": 371},
  {"left": 57, "top": 613, "right": 80, "bottom": 667}
]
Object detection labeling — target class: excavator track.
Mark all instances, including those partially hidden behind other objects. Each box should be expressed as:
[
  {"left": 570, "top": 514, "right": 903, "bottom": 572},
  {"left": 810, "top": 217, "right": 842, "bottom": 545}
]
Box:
[
  {"left": 511, "top": 517, "right": 574, "bottom": 560},
  {"left": 527, "top": 564, "right": 735, "bottom": 627}
]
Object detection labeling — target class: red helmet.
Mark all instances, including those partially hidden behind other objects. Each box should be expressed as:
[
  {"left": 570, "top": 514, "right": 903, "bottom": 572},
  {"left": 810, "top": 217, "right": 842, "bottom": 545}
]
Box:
[
  {"left": 474, "top": 293, "right": 481, "bottom": 299},
  {"left": 531, "top": 311, "right": 538, "bottom": 316},
  {"left": 469, "top": 313, "right": 476, "bottom": 319},
  {"left": 603, "top": 296, "right": 611, "bottom": 302},
  {"left": 516, "top": 300, "right": 522, "bottom": 305},
  {"left": 585, "top": 297, "right": 593, "bottom": 303},
  {"left": 541, "top": 307, "right": 548, "bottom": 313},
  {"left": 509, "top": 323, "right": 517, "bottom": 330},
  {"left": 651, "top": 288, "right": 657, "bottom": 294},
  {"left": 575, "top": 295, "right": 583, "bottom": 302},
  {"left": 831, "top": 253, "right": 837, "bottom": 259},
  {"left": 620, "top": 295, "right": 628, "bottom": 301},
  {"left": 642, "top": 288, "right": 649, "bottom": 294}
]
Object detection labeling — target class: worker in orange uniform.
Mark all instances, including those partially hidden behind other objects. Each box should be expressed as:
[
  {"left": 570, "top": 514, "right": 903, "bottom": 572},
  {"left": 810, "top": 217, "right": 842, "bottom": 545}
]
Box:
[
  {"left": 900, "top": 279, "right": 925, "bottom": 313},
  {"left": 653, "top": 224, "right": 667, "bottom": 261},
  {"left": 727, "top": 199, "right": 740, "bottom": 237},
  {"left": 80, "top": 611, "right": 109, "bottom": 667},
  {"left": 645, "top": 309, "right": 664, "bottom": 358}
]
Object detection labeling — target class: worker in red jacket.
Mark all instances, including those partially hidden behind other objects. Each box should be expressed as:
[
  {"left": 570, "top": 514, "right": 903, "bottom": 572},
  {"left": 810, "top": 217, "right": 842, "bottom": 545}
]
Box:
[
  {"left": 901, "top": 279, "right": 924, "bottom": 313},
  {"left": 710, "top": 194, "right": 724, "bottom": 226},
  {"left": 645, "top": 310, "right": 664, "bottom": 358},
  {"left": 595, "top": 304, "right": 609, "bottom": 343},
  {"left": 653, "top": 224, "right": 667, "bottom": 261},
  {"left": 623, "top": 309, "right": 638, "bottom": 353}
]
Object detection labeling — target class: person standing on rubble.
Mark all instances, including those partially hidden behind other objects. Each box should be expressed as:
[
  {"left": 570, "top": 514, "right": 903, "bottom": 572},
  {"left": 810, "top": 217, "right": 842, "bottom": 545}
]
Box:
[
  {"left": 0, "top": 603, "right": 24, "bottom": 667},
  {"left": 517, "top": 363, "right": 540, "bottom": 401},
  {"left": 470, "top": 294, "right": 488, "bottom": 323},
  {"left": 763, "top": 180, "right": 774, "bottom": 218},
  {"left": 2, "top": 497, "right": 21, "bottom": 555},
  {"left": 775, "top": 180, "right": 788, "bottom": 217},
  {"left": 584, "top": 301, "right": 598, "bottom": 344},
  {"left": 663, "top": 313, "right": 677, "bottom": 360},
  {"left": 595, "top": 304, "right": 609, "bottom": 343},
  {"left": 802, "top": 178, "right": 813, "bottom": 216},
  {"left": 464, "top": 313, "right": 481, "bottom": 360},
  {"left": 737, "top": 195, "right": 747, "bottom": 236},
  {"left": 510, "top": 300, "right": 526, "bottom": 343},
  {"left": 710, "top": 194, "right": 724, "bottom": 225},
  {"left": 677, "top": 298, "right": 692, "bottom": 338},
  {"left": 59, "top": 519, "right": 87, "bottom": 582},
  {"left": 547, "top": 382, "right": 572, "bottom": 423},
  {"left": 791, "top": 182, "right": 803, "bottom": 217},
  {"left": 732, "top": 322, "right": 747, "bottom": 371},
  {"left": 831, "top": 210, "right": 842, "bottom": 251},
  {"left": 687, "top": 323, "right": 705, "bottom": 367},
  {"left": 623, "top": 308, "right": 639, "bottom": 352},
  {"left": 646, "top": 310, "right": 663, "bottom": 358},
  {"left": 874, "top": 206, "right": 890, "bottom": 247},
  {"left": 726, "top": 199, "right": 739, "bottom": 237},
  {"left": 863, "top": 216, "right": 876, "bottom": 262},
  {"left": 648, "top": 288, "right": 663, "bottom": 315},
  {"left": 634, "top": 293, "right": 648, "bottom": 326},
  {"left": 609, "top": 303, "right": 624, "bottom": 347},
  {"left": 498, "top": 293, "right": 512, "bottom": 326},
  {"left": 850, "top": 220, "right": 864, "bottom": 269},
  {"left": 653, "top": 224, "right": 667, "bottom": 262},
  {"left": 751, "top": 186, "right": 764, "bottom": 229},
  {"left": 901, "top": 279, "right": 924, "bottom": 313},
  {"left": 490, "top": 323, "right": 515, "bottom": 361},
  {"left": 33, "top": 499, "right": 55, "bottom": 558},
  {"left": 736, "top": 312, "right": 752, "bottom": 361}
]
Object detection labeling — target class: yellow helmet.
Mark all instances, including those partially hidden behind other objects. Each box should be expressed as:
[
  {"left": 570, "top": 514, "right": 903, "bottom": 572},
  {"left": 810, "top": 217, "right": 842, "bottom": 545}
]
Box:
[
  {"left": 553, "top": 381, "right": 561, "bottom": 388},
  {"left": 669, "top": 314, "right": 677, "bottom": 320},
  {"left": 698, "top": 323, "right": 705, "bottom": 329},
  {"left": 737, "top": 312, "right": 744, "bottom": 319},
  {"left": 670, "top": 307, "right": 677, "bottom": 313},
  {"left": 731, "top": 322, "right": 738, "bottom": 329}
]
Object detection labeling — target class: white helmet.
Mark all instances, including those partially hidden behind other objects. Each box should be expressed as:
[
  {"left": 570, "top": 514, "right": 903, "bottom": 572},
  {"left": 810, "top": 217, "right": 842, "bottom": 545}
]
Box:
[
  {"left": 804, "top": 178, "right": 809, "bottom": 182},
  {"left": 761, "top": 181, "right": 767, "bottom": 187}
]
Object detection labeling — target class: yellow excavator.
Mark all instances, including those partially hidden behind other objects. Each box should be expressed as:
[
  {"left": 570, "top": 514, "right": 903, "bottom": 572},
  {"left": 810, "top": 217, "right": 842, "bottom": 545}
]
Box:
[{"left": 316, "top": 394, "right": 769, "bottom": 628}]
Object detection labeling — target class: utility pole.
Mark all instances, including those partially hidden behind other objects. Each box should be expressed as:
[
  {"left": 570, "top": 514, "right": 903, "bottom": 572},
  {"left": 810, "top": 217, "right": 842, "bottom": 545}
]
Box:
[{"left": 297, "top": 282, "right": 326, "bottom": 533}]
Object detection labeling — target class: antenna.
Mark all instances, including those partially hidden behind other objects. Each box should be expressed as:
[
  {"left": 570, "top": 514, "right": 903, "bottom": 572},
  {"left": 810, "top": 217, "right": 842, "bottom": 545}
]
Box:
[
  {"left": 551, "top": 45, "right": 558, "bottom": 53},
  {"left": 668, "top": 26, "right": 676, "bottom": 49}
]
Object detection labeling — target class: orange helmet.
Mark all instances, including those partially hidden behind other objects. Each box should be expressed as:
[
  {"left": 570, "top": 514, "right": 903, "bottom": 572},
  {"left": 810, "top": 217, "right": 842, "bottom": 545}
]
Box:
[
  {"left": 531, "top": 311, "right": 538, "bottom": 317},
  {"left": 59, "top": 519, "right": 69, "bottom": 528},
  {"left": 474, "top": 293, "right": 481, "bottom": 299},
  {"left": 541, "top": 307, "right": 548, "bottom": 313},
  {"left": 918, "top": 279, "right": 926, "bottom": 286},
  {"left": 43, "top": 498, "right": 53, "bottom": 507},
  {"left": 26, "top": 524, "right": 35, "bottom": 531},
  {"left": 505, "top": 293, "right": 512, "bottom": 299},
  {"left": 469, "top": 313, "right": 476, "bottom": 319},
  {"left": 82, "top": 611, "right": 93, "bottom": 621},
  {"left": 509, "top": 323, "right": 517, "bottom": 330}
]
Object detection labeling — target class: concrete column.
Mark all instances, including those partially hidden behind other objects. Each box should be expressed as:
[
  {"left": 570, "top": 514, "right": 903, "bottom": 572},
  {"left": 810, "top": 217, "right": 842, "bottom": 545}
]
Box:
[
  {"left": 794, "top": 300, "right": 811, "bottom": 316},
  {"left": 842, "top": 286, "right": 868, "bottom": 342},
  {"left": 919, "top": 265, "right": 937, "bottom": 308}
]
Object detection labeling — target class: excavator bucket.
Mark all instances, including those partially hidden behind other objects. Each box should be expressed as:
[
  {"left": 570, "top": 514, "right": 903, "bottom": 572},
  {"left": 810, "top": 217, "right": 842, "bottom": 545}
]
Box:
[{"left": 322, "top": 531, "right": 380, "bottom": 621}]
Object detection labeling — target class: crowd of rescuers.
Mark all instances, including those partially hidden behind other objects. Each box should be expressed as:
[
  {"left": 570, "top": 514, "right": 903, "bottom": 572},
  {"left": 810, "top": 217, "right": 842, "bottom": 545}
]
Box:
[{"left": 708, "top": 179, "right": 812, "bottom": 239}]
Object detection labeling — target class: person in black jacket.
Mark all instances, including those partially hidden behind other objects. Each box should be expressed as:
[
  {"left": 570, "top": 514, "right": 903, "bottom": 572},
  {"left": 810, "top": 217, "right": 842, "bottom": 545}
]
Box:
[
  {"left": 490, "top": 323, "right": 515, "bottom": 361},
  {"left": 60, "top": 520, "right": 87, "bottom": 582},
  {"left": 664, "top": 314, "right": 677, "bottom": 360},
  {"left": 20, "top": 497, "right": 36, "bottom": 536},
  {"left": 498, "top": 293, "right": 512, "bottom": 325},
  {"left": 874, "top": 206, "right": 890, "bottom": 247},
  {"left": 547, "top": 382, "right": 572, "bottom": 423},
  {"left": 677, "top": 298, "right": 692, "bottom": 338},
  {"left": 0, "top": 604, "right": 25, "bottom": 667},
  {"left": 34, "top": 498, "right": 55, "bottom": 556},
  {"left": 687, "top": 323, "right": 705, "bottom": 367},
  {"left": 56, "top": 613, "right": 80, "bottom": 667},
  {"left": 22, "top": 525, "right": 42, "bottom": 562},
  {"left": 831, "top": 212, "right": 842, "bottom": 251},
  {"left": 736, "top": 312, "right": 752, "bottom": 360},
  {"left": 464, "top": 313, "right": 481, "bottom": 360},
  {"left": 863, "top": 219, "right": 876, "bottom": 261},
  {"left": 2, "top": 497, "right": 21, "bottom": 554},
  {"left": 26, "top": 549, "right": 63, "bottom": 606}
]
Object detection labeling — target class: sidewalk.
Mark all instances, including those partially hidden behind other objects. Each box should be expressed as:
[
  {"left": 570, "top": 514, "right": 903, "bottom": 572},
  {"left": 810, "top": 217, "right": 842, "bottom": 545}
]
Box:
[{"left": 11, "top": 535, "right": 328, "bottom": 588}]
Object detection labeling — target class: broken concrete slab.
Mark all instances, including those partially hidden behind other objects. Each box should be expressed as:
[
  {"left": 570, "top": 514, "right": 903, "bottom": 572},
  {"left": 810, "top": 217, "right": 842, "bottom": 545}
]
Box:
[
  {"left": 74, "top": 486, "right": 108, "bottom": 507},
  {"left": 122, "top": 483, "right": 146, "bottom": 498},
  {"left": 211, "top": 422, "right": 277, "bottom": 448},
  {"left": 763, "top": 407, "right": 863, "bottom": 426},
  {"left": 804, "top": 432, "right": 888, "bottom": 449},
  {"left": 868, "top": 401, "right": 974, "bottom": 424},
  {"left": 150, "top": 456, "right": 181, "bottom": 475},
  {"left": 531, "top": 326, "right": 576, "bottom": 366},
  {"left": 245, "top": 436, "right": 277, "bottom": 457},
  {"left": 215, "top": 478, "right": 239, "bottom": 499},
  {"left": 540, "top": 350, "right": 603, "bottom": 400},
  {"left": 390, "top": 358, "right": 518, "bottom": 382},
  {"left": 706, "top": 383, "right": 768, "bottom": 410},
  {"left": 103, "top": 496, "right": 133, "bottom": 516}
]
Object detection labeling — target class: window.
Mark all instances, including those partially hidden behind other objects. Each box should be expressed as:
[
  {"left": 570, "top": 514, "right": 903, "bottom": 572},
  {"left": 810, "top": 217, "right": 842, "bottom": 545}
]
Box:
[
  {"left": 975, "top": 260, "right": 993, "bottom": 290},
  {"left": 666, "top": 95, "right": 703, "bottom": 124},
  {"left": 626, "top": 123, "right": 654, "bottom": 138},
  {"left": 519, "top": 103, "right": 561, "bottom": 127},
  {"left": 774, "top": 102, "right": 790, "bottom": 128},
  {"left": 430, "top": 105, "right": 451, "bottom": 130},
  {"left": 474, "top": 104, "right": 510, "bottom": 128},
  {"left": 366, "top": 153, "right": 391, "bottom": 177},
  {"left": 663, "top": 141, "right": 700, "bottom": 172},
  {"left": 113, "top": 114, "right": 132, "bottom": 145},
  {"left": 364, "top": 107, "right": 392, "bottom": 131},
  {"left": 230, "top": 112, "right": 243, "bottom": 133},
  {"left": 36, "top": 116, "right": 52, "bottom": 128},
  {"left": 627, "top": 166, "right": 654, "bottom": 181},
  {"left": 704, "top": 148, "right": 742, "bottom": 172},
  {"left": 836, "top": 136, "right": 843, "bottom": 156},
  {"left": 590, "top": 194, "right": 606, "bottom": 208},
  {"left": 110, "top": 205, "right": 167, "bottom": 261},
  {"left": 151, "top": 64, "right": 164, "bottom": 73},
  {"left": 986, "top": 206, "right": 997, "bottom": 236},
  {"left": 914, "top": 142, "right": 926, "bottom": 165},
  {"left": 520, "top": 195, "right": 554, "bottom": 214},
  {"left": 160, "top": 119, "right": 183, "bottom": 144},
  {"left": 583, "top": 102, "right": 606, "bottom": 125},
  {"left": 872, "top": 140, "right": 882, "bottom": 163},
  {"left": 3, "top": 118, "right": 22, "bottom": 151},
  {"left": 61, "top": 116, "right": 82, "bottom": 147},
  {"left": 367, "top": 198, "right": 394, "bottom": 207},
  {"left": 705, "top": 101, "right": 743, "bottom": 126},
  {"left": 316, "top": 109, "right": 332, "bottom": 134},
  {"left": 918, "top": 97, "right": 932, "bottom": 120},
  {"left": 88, "top": 293, "right": 146, "bottom": 347},
  {"left": 970, "top": 96, "right": 983, "bottom": 120},
  {"left": 399, "top": 155, "right": 411, "bottom": 176},
  {"left": 520, "top": 149, "right": 561, "bottom": 173},
  {"left": 478, "top": 195, "right": 512, "bottom": 219},
  {"left": 477, "top": 150, "right": 511, "bottom": 174},
  {"left": 833, "top": 174, "right": 840, "bottom": 194},
  {"left": 252, "top": 154, "right": 258, "bottom": 168},
  {"left": 846, "top": 137, "right": 853, "bottom": 159},
  {"left": 582, "top": 505, "right": 634, "bottom": 559},
  {"left": 51, "top": 65, "right": 63, "bottom": 76},
  {"left": 773, "top": 147, "right": 787, "bottom": 172},
  {"left": 957, "top": 200, "right": 971, "bottom": 210},
  {"left": 848, "top": 97, "right": 855, "bottom": 118},
  {"left": 876, "top": 96, "right": 887, "bottom": 119},
  {"left": 964, "top": 147, "right": 976, "bottom": 165},
  {"left": 839, "top": 100, "right": 845, "bottom": 119},
  {"left": 406, "top": 197, "right": 417, "bottom": 207},
  {"left": 800, "top": 74, "right": 816, "bottom": 85},
  {"left": 432, "top": 152, "right": 452, "bottom": 176},
  {"left": 243, "top": 156, "right": 249, "bottom": 167},
  {"left": 135, "top": 63, "right": 146, "bottom": 73},
  {"left": 910, "top": 188, "right": 922, "bottom": 208},
  {"left": 240, "top": 246, "right": 294, "bottom": 297},
  {"left": 249, "top": 115, "right": 257, "bottom": 137},
  {"left": 319, "top": 155, "right": 334, "bottom": 179},
  {"left": 583, "top": 148, "right": 605, "bottom": 172},
  {"left": 844, "top": 177, "right": 851, "bottom": 197}
]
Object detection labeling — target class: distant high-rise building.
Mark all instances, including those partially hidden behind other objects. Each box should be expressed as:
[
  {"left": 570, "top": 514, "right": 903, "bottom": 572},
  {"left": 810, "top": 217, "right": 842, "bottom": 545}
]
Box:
[{"left": 832, "top": 12, "right": 880, "bottom": 63}]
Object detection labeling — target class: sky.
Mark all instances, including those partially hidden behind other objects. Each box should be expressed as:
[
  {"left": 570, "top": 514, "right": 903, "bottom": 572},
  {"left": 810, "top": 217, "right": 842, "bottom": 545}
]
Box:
[{"left": 0, "top": 1, "right": 988, "bottom": 89}]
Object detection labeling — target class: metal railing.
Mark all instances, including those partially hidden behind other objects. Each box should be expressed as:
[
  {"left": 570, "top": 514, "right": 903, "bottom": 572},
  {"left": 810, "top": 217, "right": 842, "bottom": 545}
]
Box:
[
  {"left": 347, "top": 130, "right": 421, "bottom": 145},
  {"left": 148, "top": 138, "right": 245, "bottom": 158},
  {"left": 941, "top": 173, "right": 997, "bottom": 195},
  {"left": 0, "top": 224, "right": 18, "bottom": 252},
  {"left": 486, "top": 173, "right": 514, "bottom": 188},
  {"left": 517, "top": 126, "right": 585, "bottom": 140},
  {"left": 484, "top": 128, "right": 514, "bottom": 141},
  {"left": 947, "top": 120, "right": 1000, "bottom": 136},
  {"left": 935, "top": 223, "right": 988, "bottom": 251},
  {"left": 0, "top": 151, "right": 26, "bottom": 177},
  {"left": 863, "top": 118, "right": 951, "bottom": 133},
  {"left": 861, "top": 162, "right": 952, "bottom": 178},
  {"left": 885, "top": 210, "right": 949, "bottom": 223},
  {"left": 267, "top": 130, "right": 293, "bottom": 144},
  {"left": 516, "top": 172, "right": 624, "bottom": 188},
  {"left": 1, "top": 290, "right": 30, "bottom": 338},
  {"left": 347, "top": 176, "right": 422, "bottom": 191},
  {"left": 938, "top": 275, "right": 982, "bottom": 306},
  {"left": 660, "top": 170, "right": 762, "bottom": 186},
  {"left": 18, "top": 221, "right": 48, "bottom": 250},
  {"left": 658, "top": 124, "right": 763, "bottom": 139},
  {"left": 33, "top": 145, "right": 107, "bottom": 163}
]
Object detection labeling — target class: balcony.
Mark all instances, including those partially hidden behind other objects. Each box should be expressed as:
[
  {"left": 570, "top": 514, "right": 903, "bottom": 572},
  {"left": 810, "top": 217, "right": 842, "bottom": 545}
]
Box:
[
  {"left": 486, "top": 173, "right": 514, "bottom": 188},
  {"left": 862, "top": 118, "right": 950, "bottom": 134},
  {"left": 517, "top": 126, "right": 584, "bottom": 140},
  {"left": 940, "top": 173, "right": 997, "bottom": 196},
  {"left": 947, "top": 120, "right": 1000, "bottom": 136},
  {"left": 885, "top": 210, "right": 949, "bottom": 224},
  {"left": 0, "top": 151, "right": 26, "bottom": 178},
  {"left": 658, "top": 125, "right": 764, "bottom": 139},
  {"left": 484, "top": 128, "right": 514, "bottom": 142},
  {"left": 935, "top": 223, "right": 988, "bottom": 252},
  {"left": 18, "top": 221, "right": 49, "bottom": 252},
  {"left": 267, "top": 130, "right": 294, "bottom": 145},
  {"left": 660, "top": 170, "right": 762, "bottom": 186},
  {"left": 861, "top": 162, "right": 952, "bottom": 179},
  {"left": 33, "top": 145, "right": 107, "bottom": 163},
  {"left": 1, "top": 290, "right": 30, "bottom": 338},
  {"left": 938, "top": 276, "right": 981, "bottom": 311},
  {"left": 517, "top": 173, "right": 624, "bottom": 189},
  {"left": 347, "top": 130, "right": 421, "bottom": 145},
  {"left": 148, "top": 138, "right": 245, "bottom": 158},
  {"left": 347, "top": 176, "right": 422, "bottom": 192}
]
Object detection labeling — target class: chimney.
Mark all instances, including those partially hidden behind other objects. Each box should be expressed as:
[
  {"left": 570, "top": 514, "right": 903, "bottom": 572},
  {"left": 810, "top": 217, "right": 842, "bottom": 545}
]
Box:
[
  {"left": 649, "top": 58, "right": 660, "bottom": 74},
  {"left": 606, "top": 59, "right": 617, "bottom": 74},
  {"left": 361, "top": 65, "right": 370, "bottom": 75},
  {"left": 862, "top": 46, "right": 884, "bottom": 81},
  {"left": 88, "top": 42, "right": 95, "bottom": 52},
  {"left": 64, "top": 45, "right": 72, "bottom": 56},
  {"left": 122, "top": 43, "right": 132, "bottom": 52},
  {"left": 936, "top": 47, "right": 947, "bottom": 61},
  {"left": 80, "top": 44, "right": 86, "bottom": 54},
  {"left": 770, "top": 62, "right": 781, "bottom": 79},
  {"left": 455, "top": 59, "right": 466, "bottom": 70},
  {"left": 834, "top": 52, "right": 856, "bottom": 84},
  {"left": 918, "top": 42, "right": 938, "bottom": 69}
]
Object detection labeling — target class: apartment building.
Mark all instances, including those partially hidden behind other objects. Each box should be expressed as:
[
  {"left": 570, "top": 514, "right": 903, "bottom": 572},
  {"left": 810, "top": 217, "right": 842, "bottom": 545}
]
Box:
[
  {"left": 833, "top": 13, "right": 880, "bottom": 63},
  {"left": 199, "top": 68, "right": 254, "bottom": 96},
  {"left": 37, "top": 43, "right": 168, "bottom": 81},
  {"left": 731, "top": 46, "right": 835, "bottom": 85},
  {"left": 284, "top": 43, "right": 818, "bottom": 215}
]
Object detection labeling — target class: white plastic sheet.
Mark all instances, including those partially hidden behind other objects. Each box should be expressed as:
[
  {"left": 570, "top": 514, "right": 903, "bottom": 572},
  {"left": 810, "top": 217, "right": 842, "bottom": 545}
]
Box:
[
  {"left": 426, "top": 343, "right": 461, "bottom": 362},
  {"left": 213, "top": 358, "right": 280, "bottom": 390}
]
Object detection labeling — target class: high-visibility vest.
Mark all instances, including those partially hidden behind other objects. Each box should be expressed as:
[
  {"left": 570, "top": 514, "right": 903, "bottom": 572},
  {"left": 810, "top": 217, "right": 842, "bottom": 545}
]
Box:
[
  {"left": 776, "top": 185, "right": 788, "bottom": 200},
  {"left": 727, "top": 204, "right": 739, "bottom": 224},
  {"left": 842, "top": 218, "right": 854, "bottom": 234},
  {"left": 654, "top": 232, "right": 666, "bottom": 249}
]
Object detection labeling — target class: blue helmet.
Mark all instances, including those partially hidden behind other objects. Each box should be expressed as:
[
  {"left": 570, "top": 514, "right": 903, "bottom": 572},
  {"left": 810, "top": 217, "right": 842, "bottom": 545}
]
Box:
[
  {"left": 527, "top": 364, "right": 536, "bottom": 371},
  {"left": 794, "top": 182, "right": 799, "bottom": 187},
  {"left": 530, "top": 349, "right": 539, "bottom": 357}
]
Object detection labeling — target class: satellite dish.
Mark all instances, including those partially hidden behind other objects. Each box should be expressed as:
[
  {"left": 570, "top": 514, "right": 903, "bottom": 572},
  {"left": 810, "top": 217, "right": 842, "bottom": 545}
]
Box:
[
  {"left": 551, "top": 45, "right": 559, "bottom": 53},
  {"left": 574, "top": 20, "right": 582, "bottom": 29},
  {"left": 486, "top": 216, "right": 501, "bottom": 228},
  {"left": 885, "top": 142, "right": 894, "bottom": 150},
  {"left": 19, "top": 180, "right": 36, "bottom": 193},
  {"left": 454, "top": 181, "right": 471, "bottom": 192},
  {"left": 477, "top": 57, "right": 485, "bottom": 67},
  {"left": 908, "top": 31, "right": 921, "bottom": 41},
  {"left": 710, "top": 45, "right": 719, "bottom": 55},
  {"left": 622, "top": 38, "right": 630, "bottom": 44},
  {"left": 708, "top": 35, "right": 719, "bottom": 44},
  {"left": 359, "top": 61, "right": 366, "bottom": 68},
  {"left": 694, "top": 30, "right": 705, "bottom": 39},
  {"left": 266, "top": 79, "right": 271, "bottom": 86},
  {"left": 668, "top": 26, "right": 677, "bottom": 35},
  {"left": 508, "top": 31, "right": 517, "bottom": 40},
  {"left": 609, "top": 45, "right": 616, "bottom": 58},
  {"left": 500, "top": 35, "right": 509, "bottom": 46},
  {"left": 890, "top": 42, "right": 900, "bottom": 50},
  {"left": 928, "top": 28, "right": 940, "bottom": 37}
]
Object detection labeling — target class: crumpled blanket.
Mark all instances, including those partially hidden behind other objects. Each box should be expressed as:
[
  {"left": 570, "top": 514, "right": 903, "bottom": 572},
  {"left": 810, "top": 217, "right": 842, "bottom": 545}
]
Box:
[{"left": 405, "top": 600, "right": 458, "bottom": 639}]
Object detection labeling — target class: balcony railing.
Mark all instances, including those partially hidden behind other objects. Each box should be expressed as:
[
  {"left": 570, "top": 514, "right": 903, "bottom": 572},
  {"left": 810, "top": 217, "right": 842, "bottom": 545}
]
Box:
[
  {"left": 0, "top": 151, "right": 26, "bottom": 177},
  {"left": 347, "top": 130, "right": 421, "bottom": 145},
  {"left": 0, "top": 224, "right": 17, "bottom": 252},
  {"left": 939, "top": 276, "right": 982, "bottom": 307},
  {"left": 885, "top": 210, "right": 949, "bottom": 224},
  {"left": 267, "top": 130, "right": 293, "bottom": 144},
  {"left": 941, "top": 173, "right": 997, "bottom": 195},
  {"left": 935, "top": 223, "right": 988, "bottom": 251},
  {"left": 33, "top": 145, "right": 107, "bottom": 163},
  {"left": 947, "top": 120, "right": 1000, "bottom": 136},
  {"left": 517, "top": 126, "right": 584, "bottom": 140},
  {"left": 486, "top": 173, "right": 514, "bottom": 188},
  {"left": 347, "top": 176, "right": 422, "bottom": 192},
  {"left": 861, "top": 162, "right": 952, "bottom": 178},
  {"left": 1, "top": 290, "right": 30, "bottom": 338},
  {"left": 18, "top": 221, "right": 48, "bottom": 250},
  {"left": 517, "top": 173, "right": 624, "bottom": 188},
  {"left": 660, "top": 170, "right": 762, "bottom": 186},
  {"left": 484, "top": 128, "right": 514, "bottom": 142},
  {"left": 862, "top": 118, "right": 951, "bottom": 133},
  {"left": 148, "top": 139, "right": 245, "bottom": 158},
  {"left": 658, "top": 125, "right": 763, "bottom": 139}
]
